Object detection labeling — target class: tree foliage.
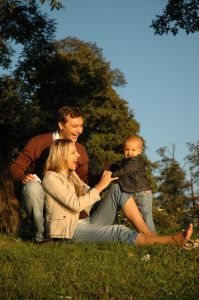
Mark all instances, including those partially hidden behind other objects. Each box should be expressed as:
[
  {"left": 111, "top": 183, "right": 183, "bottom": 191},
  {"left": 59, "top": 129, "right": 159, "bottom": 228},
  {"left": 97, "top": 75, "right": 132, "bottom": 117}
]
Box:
[
  {"left": 25, "top": 37, "right": 126, "bottom": 110},
  {"left": 185, "top": 141, "right": 199, "bottom": 186},
  {"left": 0, "top": 0, "right": 57, "bottom": 152},
  {"left": 0, "top": 0, "right": 59, "bottom": 234},
  {"left": 151, "top": 0, "right": 199, "bottom": 35},
  {"left": 155, "top": 146, "right": 189, "bottom": 212},
  {"left": 0, "top": 0, "right": 56, "bottom": 70},
  {"left": 40, "top": 0, "right": 64, "bottom": 10}
]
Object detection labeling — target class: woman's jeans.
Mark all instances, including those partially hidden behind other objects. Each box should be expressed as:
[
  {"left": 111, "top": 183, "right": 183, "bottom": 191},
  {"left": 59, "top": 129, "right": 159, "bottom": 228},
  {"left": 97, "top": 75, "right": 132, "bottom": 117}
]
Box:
[
  {"left": 22, "top": 181, "right": 45, "bottom": 242},
  {"left": 72, "top": 184, "right": 139, "bottom": 245},
  {"left": 134, "top": 190, "right": 156, "bottom": 233}
]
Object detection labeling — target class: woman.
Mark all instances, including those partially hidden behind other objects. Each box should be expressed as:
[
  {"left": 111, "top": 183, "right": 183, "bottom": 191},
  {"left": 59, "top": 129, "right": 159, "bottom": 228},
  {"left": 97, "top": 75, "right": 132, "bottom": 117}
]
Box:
[{"left": 42, "top": 139, "right": 193, "bottom": 247}]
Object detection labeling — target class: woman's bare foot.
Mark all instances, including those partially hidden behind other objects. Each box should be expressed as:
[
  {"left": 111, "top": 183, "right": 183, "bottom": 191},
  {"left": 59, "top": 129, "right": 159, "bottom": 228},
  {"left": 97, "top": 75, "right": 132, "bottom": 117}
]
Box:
[
  {"left": 172, "top": 224, "right": 193, "bottom": 246},
  {"left": 136, "top": 223, "right": 193, "bottom": 247}
]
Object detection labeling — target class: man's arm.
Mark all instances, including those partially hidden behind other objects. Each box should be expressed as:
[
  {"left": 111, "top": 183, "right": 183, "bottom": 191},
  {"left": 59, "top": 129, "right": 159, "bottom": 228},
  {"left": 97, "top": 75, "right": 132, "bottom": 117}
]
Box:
[
  {"left": 10, "top": 133, "right": 52, "bottom": 183},
  {"left": 10, "top": 140, "right": 35, "bottom": 182}
]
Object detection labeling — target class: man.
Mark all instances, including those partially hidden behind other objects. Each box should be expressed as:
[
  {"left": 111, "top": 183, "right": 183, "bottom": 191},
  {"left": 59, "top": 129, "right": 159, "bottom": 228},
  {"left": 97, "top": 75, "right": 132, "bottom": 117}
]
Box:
[{"left": 10, "top": 106, "right": 89, "bottom": 242}]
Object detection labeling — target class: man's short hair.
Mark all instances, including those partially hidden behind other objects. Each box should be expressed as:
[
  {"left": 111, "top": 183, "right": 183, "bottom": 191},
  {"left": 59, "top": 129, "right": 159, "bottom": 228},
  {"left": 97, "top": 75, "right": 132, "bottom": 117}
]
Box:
[{"left": 57, "top": 106, "right": 83, "bottom": 123}]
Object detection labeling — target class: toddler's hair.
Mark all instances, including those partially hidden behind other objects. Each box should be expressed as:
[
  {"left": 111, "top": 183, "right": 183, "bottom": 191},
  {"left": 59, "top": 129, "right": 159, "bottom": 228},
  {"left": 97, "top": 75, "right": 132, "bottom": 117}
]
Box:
[{"left": 123, "top": 135, "right": 144, "bottom": 148}]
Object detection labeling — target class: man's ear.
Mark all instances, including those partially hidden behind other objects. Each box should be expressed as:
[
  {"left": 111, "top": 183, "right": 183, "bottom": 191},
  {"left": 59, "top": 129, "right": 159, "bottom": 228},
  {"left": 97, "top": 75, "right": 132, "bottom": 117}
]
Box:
[{"left": 58, "top": 122, "right": 64, "bottom": 130}]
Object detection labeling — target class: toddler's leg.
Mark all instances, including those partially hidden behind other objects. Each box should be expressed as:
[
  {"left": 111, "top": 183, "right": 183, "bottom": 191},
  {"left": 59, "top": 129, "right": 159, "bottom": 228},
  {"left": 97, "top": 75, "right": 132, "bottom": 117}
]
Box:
[
  {"left": 90, "top": 183, "right": 152, "bottom": 236},
  {"left": 134, "top": 191, "right": 156, "bottom": 233}
]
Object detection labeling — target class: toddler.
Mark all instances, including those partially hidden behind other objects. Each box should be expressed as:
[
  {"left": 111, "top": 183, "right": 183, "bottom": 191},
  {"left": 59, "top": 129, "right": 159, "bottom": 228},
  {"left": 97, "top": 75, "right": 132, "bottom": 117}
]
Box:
[{"left": 109, "top": 135, "right": 156, "bottom": 232}]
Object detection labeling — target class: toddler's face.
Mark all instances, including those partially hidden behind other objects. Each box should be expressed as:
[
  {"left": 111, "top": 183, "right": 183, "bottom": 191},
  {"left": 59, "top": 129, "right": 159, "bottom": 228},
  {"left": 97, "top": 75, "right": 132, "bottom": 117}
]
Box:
[{"left": 124, "top": 140, "right": 142, "bottom": 158}]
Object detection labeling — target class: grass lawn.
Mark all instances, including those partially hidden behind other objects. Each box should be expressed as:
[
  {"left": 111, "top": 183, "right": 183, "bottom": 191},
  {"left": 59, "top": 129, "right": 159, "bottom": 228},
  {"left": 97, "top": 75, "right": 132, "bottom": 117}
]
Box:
[{"left": 0, "top": 232, "right": 198, "bottom": 300}]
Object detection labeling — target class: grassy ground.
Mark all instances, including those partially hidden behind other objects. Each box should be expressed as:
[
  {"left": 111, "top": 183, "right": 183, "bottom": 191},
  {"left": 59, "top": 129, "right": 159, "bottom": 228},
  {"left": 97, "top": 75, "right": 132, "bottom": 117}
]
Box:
[{"left": 0, "top": 232, "right": 198, "bottom": 300}]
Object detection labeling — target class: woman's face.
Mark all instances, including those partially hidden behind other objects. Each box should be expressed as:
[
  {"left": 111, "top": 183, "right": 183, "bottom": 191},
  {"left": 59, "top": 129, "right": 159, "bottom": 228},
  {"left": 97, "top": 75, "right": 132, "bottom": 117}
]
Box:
[{"left": 65, "top": 143, "right": 80, "bottom": 171}]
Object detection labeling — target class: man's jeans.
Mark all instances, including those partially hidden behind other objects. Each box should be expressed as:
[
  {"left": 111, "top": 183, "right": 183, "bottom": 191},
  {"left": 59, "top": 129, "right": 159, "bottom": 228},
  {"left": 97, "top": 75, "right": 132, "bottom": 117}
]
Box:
[
  {"left": 22, "top": 181, "right": 45, "bottom": 242},
  {"left": 72, "top": 184, "right": 139, "bottom": 245},
  {"left": 134, "top": 190, "right": 156, "bottom": 233}
]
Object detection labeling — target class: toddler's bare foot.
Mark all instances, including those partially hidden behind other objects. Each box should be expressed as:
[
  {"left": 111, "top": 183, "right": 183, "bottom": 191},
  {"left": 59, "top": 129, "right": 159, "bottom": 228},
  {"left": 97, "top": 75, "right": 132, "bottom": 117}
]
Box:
[{"left": 172, "top": 224, "right": 193, "bottom": 246}]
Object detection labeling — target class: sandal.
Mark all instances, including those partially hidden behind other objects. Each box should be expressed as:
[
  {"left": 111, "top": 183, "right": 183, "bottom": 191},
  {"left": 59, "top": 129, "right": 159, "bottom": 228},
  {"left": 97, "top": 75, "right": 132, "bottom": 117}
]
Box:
[{"left": 183, "top": 239, "right": 199, "bottom": 251}]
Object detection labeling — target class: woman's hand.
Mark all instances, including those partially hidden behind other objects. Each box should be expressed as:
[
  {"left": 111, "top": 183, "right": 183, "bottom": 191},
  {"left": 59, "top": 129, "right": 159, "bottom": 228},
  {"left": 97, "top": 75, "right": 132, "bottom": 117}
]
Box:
[{"left": 94, "top": 170, "right": 118, "bottom": 194}]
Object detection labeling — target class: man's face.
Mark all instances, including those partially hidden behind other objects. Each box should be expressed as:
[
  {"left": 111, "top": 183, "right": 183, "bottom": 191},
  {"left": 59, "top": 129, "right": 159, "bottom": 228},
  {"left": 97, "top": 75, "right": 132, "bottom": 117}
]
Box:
[{"left": 58, "top": 115, "right": 83, "bottom": 142}]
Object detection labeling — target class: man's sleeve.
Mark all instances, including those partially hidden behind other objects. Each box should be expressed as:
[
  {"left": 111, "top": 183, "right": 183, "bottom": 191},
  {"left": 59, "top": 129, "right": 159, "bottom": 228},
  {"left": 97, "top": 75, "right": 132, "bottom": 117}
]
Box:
[{"left": 10, "top": 139, "right": 35, "bottom": 182}]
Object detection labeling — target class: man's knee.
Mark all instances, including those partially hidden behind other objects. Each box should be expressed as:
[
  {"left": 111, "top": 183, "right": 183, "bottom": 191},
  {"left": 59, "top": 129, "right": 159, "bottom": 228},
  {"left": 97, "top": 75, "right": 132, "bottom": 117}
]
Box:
[{"left": 23, "top": 181, "right": 45, "bottom": 199}]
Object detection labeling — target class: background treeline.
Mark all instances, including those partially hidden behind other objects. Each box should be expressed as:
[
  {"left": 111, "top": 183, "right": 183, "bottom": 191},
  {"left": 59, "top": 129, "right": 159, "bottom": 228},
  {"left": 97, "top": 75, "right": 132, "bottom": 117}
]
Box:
[{"left": 0, "top": 0, "right": 198, "bottom": 235}]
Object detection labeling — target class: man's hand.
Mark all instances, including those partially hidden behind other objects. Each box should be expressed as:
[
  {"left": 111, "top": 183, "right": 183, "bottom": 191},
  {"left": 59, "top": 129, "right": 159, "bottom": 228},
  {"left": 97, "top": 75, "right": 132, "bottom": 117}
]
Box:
[{"left": 22, "top": 174, "right": 41, "bottom": 184}]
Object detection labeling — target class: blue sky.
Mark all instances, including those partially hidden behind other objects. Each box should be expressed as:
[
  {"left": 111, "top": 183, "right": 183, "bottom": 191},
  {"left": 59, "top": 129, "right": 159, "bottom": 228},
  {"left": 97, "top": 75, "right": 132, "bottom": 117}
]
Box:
[{"left": 16, "top": 1, "right": 199, "bottom": 175}]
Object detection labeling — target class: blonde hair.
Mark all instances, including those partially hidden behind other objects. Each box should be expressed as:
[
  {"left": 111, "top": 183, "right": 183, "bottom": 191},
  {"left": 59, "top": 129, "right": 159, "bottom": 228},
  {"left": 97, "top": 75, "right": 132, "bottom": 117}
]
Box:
[
  {"left": 45, "top": 139, "right": 72, "bottom": 172},
  {"left": 45, "top": 139, "right": 86, "bottom": 196},
  {"left": 123, "top": 135, "right": 144, "bottom": 149}
]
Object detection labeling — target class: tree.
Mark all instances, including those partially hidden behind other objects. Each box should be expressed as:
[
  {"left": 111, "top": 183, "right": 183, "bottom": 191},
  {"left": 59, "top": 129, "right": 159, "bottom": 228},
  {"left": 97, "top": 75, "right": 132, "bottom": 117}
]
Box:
[
  {"left": 22, "top": 37, "right": 126, "bottom": 109},
  {"left": 0, "top": 0, "right": 57, "bottom": 234},
  {"left": 155, "top": 146, "right": 189, "bottom": 213},
  {"left": 0, "top": 0, "right": 56, "bottom": 71},
  {"left": 184, "top": 142, "right": 199, "bottom": 222},
  {"left": 185, "top": 142, "right": 199, "bottom": 186},
  {"left": 151, "top": 0, "right": 199, "bottom": 35},
  {"left": 0, "top": 0, "right": 57, "bottom": 152}
]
